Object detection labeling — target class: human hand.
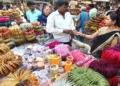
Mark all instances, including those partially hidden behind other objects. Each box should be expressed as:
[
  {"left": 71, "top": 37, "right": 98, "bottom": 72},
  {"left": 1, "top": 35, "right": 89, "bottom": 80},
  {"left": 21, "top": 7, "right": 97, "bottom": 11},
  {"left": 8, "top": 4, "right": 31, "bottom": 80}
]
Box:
[
  {"left": 72, "top": 30, "right": 79, "bottom": 36},
  {"left": 32, "top": 22, "right": 40, "bottom": 26},
  {"left": 77, "top": 32, "right": 85, "bottom": 37},
  {"left": 77, "top": 32, "right": 83, "bottom": 36}
]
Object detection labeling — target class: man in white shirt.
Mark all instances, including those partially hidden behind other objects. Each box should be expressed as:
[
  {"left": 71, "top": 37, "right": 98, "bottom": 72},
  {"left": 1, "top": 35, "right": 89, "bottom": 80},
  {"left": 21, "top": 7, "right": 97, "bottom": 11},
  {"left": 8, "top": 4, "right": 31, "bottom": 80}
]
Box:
[
  {"left": 46, "top": 0, "right": 77, "bottom": 45},
  {"left": 88, "top": 4, "right": 98, "bottom": 20}
]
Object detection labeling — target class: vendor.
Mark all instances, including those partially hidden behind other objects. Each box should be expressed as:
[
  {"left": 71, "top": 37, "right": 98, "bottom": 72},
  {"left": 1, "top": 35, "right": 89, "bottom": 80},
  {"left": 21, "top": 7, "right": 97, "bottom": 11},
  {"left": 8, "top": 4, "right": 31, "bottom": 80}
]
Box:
[
  {"left": 46, "top": 0, "right": 77, "bottom": 45},
  {"left": 26, "top": 1, "right": 42, "bottom": 23}
]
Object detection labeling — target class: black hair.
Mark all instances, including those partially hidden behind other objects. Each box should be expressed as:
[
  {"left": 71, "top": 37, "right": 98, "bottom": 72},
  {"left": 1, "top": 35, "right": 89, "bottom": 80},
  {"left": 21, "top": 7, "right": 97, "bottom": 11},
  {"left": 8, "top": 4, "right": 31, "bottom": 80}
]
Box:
[
  {"left": 109, "top": 13, "right": 120, "bottom": 27},
  {"left": 6, "top": 4, "right": 10, "bottom": 9},
  {"left": 116, "top": 7, "right": 120, "bottom": 14},
  {"left": 88, "top": 4, "right": 95, "bottom": 8},
  {"left": 106, "top": 5, "right": 110, "bottom": 11},
  {"left": 56, "top": 0, "right": 69, "bottom": 7},
  {"left": 0, "top": 1, "right": 3, "bottom": 10},
  {"left": 27, "top": 1, "right": 35, "bottom": 6}
]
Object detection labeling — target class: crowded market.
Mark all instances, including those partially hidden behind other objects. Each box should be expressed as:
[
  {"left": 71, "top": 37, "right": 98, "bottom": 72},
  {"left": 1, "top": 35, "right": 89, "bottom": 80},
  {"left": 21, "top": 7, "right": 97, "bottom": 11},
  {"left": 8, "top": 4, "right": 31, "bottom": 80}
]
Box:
[{"left": 0, "top": 0, "right": 120, "bottom": 86}]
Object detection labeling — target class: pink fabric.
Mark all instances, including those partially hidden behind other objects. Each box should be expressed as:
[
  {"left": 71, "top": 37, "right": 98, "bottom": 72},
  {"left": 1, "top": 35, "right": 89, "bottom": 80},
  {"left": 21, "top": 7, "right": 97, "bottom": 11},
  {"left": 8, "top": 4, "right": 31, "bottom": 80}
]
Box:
[
  {"left": 45, "top": 40, "right": 61, "bottom": 49},
  {"left": 0, "top": 17, "right": 9, "bottom": 22},
  {"left": 83, "top": 57, "right": 95, "bottom": 67},
  {"left": 70, "top": 50, "right": 86, "bottom": 63},
  {"left": 70, "top": 50, "right": 95, "bottom": 67},
  {"left": 54, "top": 44, "right": 70, "bottom": 59}
]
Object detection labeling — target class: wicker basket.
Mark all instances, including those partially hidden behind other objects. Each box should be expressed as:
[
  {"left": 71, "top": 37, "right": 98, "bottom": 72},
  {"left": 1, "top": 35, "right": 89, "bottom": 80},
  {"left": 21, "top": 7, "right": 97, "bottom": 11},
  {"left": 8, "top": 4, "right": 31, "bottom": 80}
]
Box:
[{"left": 68, "top": 8, "right": 81, "bottom": 15}]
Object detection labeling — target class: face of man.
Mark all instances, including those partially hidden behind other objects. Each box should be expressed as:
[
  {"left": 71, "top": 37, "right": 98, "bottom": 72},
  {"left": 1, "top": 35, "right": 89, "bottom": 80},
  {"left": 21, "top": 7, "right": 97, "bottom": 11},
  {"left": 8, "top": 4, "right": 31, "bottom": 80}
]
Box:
[
  {"left": 58, "top": 5, "right": 68, "bottom": 14},
  {"left": 28, "top": 5, "right": 35, "bottom": 11}
]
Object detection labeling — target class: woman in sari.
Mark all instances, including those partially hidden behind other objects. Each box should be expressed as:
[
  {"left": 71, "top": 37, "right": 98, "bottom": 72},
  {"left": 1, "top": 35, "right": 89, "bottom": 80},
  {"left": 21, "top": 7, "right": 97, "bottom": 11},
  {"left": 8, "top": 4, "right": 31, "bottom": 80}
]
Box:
[{"left": 78, "top": 13, "right": 120, "bottom": 56}]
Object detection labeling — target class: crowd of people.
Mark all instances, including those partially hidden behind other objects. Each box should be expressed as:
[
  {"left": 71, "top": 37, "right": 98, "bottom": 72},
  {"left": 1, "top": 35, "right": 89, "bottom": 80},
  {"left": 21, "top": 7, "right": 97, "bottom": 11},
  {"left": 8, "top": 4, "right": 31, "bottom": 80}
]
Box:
[{"left": 0, "top": 0, "right": 120, "bottom": 57}]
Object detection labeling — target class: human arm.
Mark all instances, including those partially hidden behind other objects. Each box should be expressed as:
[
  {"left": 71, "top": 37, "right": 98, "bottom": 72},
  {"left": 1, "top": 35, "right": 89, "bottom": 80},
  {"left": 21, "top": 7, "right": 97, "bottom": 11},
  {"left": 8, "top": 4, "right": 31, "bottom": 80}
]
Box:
[
  {"left": 111, "top": 36, "right": 119, "bottom": 47},
  {"left": 78, "top": 30, "right": 99, "bottom": 40}
]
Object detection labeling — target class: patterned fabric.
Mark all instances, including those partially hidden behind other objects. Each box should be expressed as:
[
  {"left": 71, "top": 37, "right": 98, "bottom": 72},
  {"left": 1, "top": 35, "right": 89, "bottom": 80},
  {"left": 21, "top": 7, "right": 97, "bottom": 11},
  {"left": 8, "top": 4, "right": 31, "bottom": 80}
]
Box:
[{"left": 91, "top": 31, "right": 120, "bottom": 54}]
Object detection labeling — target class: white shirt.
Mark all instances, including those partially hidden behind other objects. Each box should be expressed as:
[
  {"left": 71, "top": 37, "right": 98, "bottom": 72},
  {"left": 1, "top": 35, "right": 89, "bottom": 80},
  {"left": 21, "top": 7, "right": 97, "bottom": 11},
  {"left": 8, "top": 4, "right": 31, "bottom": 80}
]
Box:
[
  {"left": 89, "top": 8, "right": 98, "bottom": 20},
  {"left": 46, "top": 10, "right": 75, "bottom": 42}
]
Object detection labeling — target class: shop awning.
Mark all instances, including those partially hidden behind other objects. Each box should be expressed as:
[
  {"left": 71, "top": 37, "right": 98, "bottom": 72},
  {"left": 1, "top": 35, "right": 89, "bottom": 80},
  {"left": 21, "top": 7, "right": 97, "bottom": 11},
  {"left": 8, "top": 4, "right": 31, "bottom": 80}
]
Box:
[
  {"left": 93, "top": 0, "right": 110, "bottom": 2},
  {"left": 80, "top": 1, "right": 92, "bottom": 4}
]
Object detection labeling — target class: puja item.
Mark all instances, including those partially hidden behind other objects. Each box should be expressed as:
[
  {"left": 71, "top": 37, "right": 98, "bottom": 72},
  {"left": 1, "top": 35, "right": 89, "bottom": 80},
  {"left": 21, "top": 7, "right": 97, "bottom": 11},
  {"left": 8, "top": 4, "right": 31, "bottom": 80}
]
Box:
[
  {"left": 54, "top": 44, "right": 70, "bottom": 60},
  {"left": 0, "top": 27, "right": 12, "bottom": 44},
  {"left": 58, "top": 67, "right": 64, "bottom": 74},
  {"left": 0, "top": 44, "right": 22, "bottom": 75},
  {"left": 33, "top": 69, "right": 49, "bottom": 86},
  {"left": 0, "top": 54, "right": 22, "bottom": 75},
  {"left": 0, "top": 43, "right": 10, "bottom": 55},
  {"left": 0, "top": 17, "right": 9, "bottom": 22},
  {"left": 64, "top": 61, "right": 72, "bottom": 72},
  {"left": 9, "top": 25, "right": 25, "bottom": 45},
  {"left": 34, "top": 57, "right": 44, "bottom": 62},
  {"left": 50, "top": 77, "right": 56, "bottom": 83},
  {"left": 55, "top": 73, "right": 61, "bottom": 78},
  {"left": 37, "top": 62, "right": 45, "bottom": 69},
  {"left": 47, "top": 54, "right": 54, "bottom": 65},
  {"left": 50, "top": 64, "right": 58, "bottom": 77},
  {"left": 0, "top": 69, "right": 40, "bottom": 86},
  {"left": 89, "top": 60, "right": 118, "bottom": 86},
  {"left": 51, "top": 79, "right": 73, "bottom": 86},
  {"left": 101, "top": 48, "right": 120, "bottom": 68},
  {"left": 66, "top": 56, "right": 73, "bottom": 63},
  {"left": 68, "top": 67, "right": 110, "bottom": 86},
  {"left": 52, "top": 54, "right": 61, "bottom": 66}
]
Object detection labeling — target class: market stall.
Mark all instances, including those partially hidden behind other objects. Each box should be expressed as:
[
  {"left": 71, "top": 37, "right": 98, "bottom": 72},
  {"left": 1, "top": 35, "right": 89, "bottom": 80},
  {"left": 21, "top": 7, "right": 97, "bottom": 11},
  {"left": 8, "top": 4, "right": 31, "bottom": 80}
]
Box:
[{"left": 0, "top": 7, "right": 119, "bottom": 86}]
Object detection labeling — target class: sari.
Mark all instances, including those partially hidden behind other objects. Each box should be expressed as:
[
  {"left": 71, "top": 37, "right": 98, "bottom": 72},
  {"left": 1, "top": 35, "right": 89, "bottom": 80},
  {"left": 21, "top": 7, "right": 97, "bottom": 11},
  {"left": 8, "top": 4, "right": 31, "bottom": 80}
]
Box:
[{"left": 91, "top": 31, "right": 120, "bottom": 54}]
